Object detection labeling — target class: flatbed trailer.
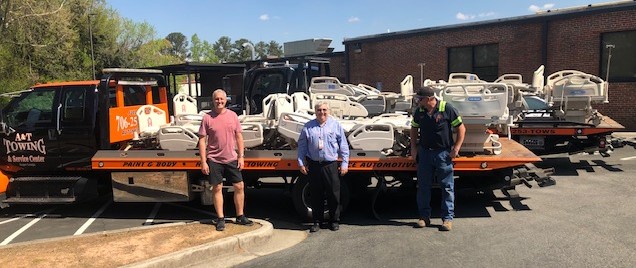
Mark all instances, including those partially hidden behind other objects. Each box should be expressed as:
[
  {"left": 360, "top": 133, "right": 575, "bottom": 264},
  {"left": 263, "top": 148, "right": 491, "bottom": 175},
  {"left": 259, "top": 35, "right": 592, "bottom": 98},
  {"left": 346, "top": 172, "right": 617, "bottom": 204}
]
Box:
[
  {"left": 511, "top": 114, "right": 624, "bottom": 154},
  {"left": 91, "top": 138, "right": 552, "bottom": 219}
]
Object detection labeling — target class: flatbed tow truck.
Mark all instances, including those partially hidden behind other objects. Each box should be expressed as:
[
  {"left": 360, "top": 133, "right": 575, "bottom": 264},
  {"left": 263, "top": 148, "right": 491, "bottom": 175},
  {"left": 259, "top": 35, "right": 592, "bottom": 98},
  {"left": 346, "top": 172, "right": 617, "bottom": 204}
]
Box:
[{"left": 1, "top": 67, "right": 553, "bottom": 220}]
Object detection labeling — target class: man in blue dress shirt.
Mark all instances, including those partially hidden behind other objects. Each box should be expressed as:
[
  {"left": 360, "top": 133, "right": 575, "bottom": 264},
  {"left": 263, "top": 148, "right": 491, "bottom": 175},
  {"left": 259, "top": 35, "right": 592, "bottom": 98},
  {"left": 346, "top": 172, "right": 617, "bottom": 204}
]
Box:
[{"left": 297, "top": 101, "right": 350, "bottom": 233}]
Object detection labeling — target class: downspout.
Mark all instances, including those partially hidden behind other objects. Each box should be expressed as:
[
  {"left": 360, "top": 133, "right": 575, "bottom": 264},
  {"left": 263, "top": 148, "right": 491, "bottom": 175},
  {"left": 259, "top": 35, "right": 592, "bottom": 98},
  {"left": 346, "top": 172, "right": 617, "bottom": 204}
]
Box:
[
  {"left": 344, "top": 43, "right": 351, "bottom": 83},
  {"left": 541, "top": 20, "right": 549, "bottom": 70}
]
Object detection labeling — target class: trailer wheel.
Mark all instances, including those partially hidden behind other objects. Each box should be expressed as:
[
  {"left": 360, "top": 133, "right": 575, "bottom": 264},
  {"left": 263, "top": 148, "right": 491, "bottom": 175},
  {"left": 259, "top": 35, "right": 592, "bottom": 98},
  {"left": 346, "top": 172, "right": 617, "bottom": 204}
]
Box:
[{"left": 291, "top": 175, "right": 350, "bottom": 222}]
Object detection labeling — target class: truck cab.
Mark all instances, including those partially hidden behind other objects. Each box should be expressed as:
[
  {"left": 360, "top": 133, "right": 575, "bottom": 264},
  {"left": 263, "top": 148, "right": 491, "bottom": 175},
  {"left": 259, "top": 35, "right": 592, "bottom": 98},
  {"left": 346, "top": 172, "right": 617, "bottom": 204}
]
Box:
[
  {"left": 1, "top": 81, "right": 100, "bottom": 175},
  {"left": 0, "top": 69, "right": 169, "bottom": 204},
  {"left": 242, "top": 57, "right": 330, "bottom": 114}
]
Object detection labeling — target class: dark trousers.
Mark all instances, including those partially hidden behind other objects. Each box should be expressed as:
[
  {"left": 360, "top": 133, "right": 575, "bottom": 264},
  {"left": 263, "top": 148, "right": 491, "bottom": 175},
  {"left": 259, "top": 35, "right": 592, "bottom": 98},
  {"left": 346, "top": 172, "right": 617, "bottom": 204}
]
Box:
[{"left": 308, "top": 160, "right": 341, "bottom": 223}]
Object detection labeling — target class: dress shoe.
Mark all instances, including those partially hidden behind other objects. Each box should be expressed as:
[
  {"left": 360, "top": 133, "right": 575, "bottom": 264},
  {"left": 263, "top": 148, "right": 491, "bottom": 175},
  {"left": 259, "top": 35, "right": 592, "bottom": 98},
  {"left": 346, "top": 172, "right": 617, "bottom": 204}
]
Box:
[
  {"left": 330, "top": 222, "right": 339, "bottom": 231},
  {"left": 309, "top": 223, "right": 320, "bottom": 233}
]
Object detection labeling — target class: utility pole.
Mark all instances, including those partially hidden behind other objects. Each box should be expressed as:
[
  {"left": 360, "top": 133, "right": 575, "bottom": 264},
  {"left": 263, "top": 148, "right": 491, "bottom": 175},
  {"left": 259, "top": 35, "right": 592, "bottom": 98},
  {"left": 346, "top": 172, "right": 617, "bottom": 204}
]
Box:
[
  {"left": 418, "top": 63, "right": 426, "bottom": 87},
  {"left": 88, "top": 13, "right": 97, "bottom": 80}
]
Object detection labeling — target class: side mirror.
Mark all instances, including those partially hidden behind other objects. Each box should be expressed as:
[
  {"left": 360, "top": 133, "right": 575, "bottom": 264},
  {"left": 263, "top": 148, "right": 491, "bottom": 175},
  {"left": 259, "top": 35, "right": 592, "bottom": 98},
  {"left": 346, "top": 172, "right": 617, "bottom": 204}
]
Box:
[{"left": 0, "top": 122, "right": 14, "bottom": 135}]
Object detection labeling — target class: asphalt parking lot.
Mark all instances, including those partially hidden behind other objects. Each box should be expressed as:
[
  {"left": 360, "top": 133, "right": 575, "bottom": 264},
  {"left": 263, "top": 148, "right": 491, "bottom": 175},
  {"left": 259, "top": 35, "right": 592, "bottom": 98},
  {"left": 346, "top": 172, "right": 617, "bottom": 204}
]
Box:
[
  {"left": 237, "top": 142, "right": 636, "bottom": 268},
  {"left": 1, "top": 140, "right": 635, "bottom": 267}
]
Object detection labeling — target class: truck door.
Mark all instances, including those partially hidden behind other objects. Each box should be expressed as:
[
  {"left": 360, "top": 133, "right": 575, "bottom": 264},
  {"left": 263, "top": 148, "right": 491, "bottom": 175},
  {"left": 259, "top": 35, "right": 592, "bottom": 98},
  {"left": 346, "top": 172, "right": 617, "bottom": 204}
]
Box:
[
  {"left": 55, "top": 85, "right": 97, "bottom": 170},
  {"left": 1, "top": 88, "right": 60, "bottom": 173}
]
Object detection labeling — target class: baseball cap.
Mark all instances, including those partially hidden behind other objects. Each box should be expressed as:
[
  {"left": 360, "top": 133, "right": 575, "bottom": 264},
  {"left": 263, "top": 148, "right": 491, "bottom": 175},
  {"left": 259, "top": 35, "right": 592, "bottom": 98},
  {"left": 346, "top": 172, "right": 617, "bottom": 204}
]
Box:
[{"left": 415, "top": 86, "right": 435, "bottom": 97}]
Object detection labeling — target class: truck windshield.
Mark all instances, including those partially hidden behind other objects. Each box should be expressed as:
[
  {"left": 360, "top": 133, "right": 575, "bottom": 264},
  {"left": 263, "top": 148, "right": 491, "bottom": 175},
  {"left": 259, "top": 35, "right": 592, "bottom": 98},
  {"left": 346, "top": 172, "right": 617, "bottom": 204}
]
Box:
[
  {"left": 253, "top": 73, "right": 286, "bottom": 96},
  {"left": 3, "top": 89, "right": 56, "bottom": 129}
]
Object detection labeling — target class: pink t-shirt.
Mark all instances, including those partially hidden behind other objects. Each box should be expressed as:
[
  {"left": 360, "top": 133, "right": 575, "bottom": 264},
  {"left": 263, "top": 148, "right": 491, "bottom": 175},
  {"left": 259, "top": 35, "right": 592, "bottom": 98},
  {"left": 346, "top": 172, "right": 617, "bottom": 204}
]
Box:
[{"left": 198, "top": 109, "right": 242, "bottom": 164}]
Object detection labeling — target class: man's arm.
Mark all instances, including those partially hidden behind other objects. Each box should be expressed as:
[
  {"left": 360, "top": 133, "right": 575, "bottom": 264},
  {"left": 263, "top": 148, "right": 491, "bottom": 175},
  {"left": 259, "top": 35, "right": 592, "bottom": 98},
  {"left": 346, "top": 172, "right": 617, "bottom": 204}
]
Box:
[
  {"left": 297, "top": 127, "right": 308, "bottom": 175},
  {"left": 448, "top": 104, "right": 465, "bottom": 158},
  {"left": 451, "top": 124, "right": 465, "bottom": 158},
  {"left": 409, "top": 127, "right": 419, "bottom": 160},
  {"left": 337, "top": 124, "right": 350, "bottom": 175},
  {"left": 198, "top": 136, "right": 209, "bottom": 175},
  {"left": 236, "top": 131, "right": 245, "bottom": 170}
]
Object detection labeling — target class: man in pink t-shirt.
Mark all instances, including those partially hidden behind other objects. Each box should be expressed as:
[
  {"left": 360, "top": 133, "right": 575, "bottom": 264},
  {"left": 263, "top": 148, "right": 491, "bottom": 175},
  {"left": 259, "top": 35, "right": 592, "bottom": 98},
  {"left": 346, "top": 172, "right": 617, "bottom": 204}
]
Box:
[{"left": 198, "top": 89, "right": 253, "bottom": 231}]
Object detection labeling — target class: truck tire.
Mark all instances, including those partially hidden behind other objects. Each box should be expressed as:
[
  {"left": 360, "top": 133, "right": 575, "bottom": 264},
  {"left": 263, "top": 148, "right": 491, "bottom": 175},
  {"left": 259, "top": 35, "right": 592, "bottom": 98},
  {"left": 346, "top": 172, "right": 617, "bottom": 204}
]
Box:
[{"left": 291, "top": 175, "right": 350, "bottom": 222}]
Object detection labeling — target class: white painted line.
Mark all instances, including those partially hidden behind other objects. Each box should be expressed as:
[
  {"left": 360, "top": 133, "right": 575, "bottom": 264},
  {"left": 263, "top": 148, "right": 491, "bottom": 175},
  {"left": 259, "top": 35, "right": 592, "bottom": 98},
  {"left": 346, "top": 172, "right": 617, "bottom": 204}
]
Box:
[
  {"left": 0, "top": 208, "right": 57, "bottom": 225},
  {"left": 165, "top": 202, "right": 217, "bottom": 217},
  {"left": 0, "top": 217, "right": 21, "bottom": 225},
  {"left": 1, "top": 209, "right": 53, "bottom": 245},
  {"left": 620, "top": 156, "right": 636, "bottom": 161},
  {"left": 73, "top": 200, "right": 112, "bottom": 236},
  {"left": 145, "top": 203, "right": 162, "bottom": 225}
]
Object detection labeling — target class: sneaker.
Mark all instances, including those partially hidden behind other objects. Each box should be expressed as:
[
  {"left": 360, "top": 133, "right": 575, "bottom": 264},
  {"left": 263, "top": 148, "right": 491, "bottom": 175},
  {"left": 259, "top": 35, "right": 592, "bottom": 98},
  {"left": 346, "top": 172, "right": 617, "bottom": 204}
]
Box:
[
  {"left": 215, "top": 218, "right": 226, "bottom": 231},
  {"left": 416, "top": 218, "right": 431, "bottom": 228},
  {"left": 309, "top": 223, "right": 320, "bottom": 233},
  {"left": 236, "top": 215, "right": 254, "bottom": 226},
  {"left": 440, "top": 220, "right": 452, "bottom": 231},
  {"left": 329, "top": 222, "right": 339, "bottom": 231}
]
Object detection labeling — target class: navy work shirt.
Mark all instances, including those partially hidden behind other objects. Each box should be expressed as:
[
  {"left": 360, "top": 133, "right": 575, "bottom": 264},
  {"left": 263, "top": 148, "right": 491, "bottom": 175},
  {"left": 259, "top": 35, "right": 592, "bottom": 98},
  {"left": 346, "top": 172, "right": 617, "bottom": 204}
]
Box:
[{"left": 411, "top": 100, "right": 463, "bottom": 150}]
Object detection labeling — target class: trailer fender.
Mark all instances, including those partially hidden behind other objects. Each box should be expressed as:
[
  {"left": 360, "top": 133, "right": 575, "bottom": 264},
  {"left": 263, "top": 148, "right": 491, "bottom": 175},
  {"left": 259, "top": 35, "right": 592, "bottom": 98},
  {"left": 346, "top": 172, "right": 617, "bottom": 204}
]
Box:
[
  {"left": 0, "top": 170, "right": 8, "bottom": 203},
  {"left": 291, "top": 175, "right": 350, "bottom": 222}
]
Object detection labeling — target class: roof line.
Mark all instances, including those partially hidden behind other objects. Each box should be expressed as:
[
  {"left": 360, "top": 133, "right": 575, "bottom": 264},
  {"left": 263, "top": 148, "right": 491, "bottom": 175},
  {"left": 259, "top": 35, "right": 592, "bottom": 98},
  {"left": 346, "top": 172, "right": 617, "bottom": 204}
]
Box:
[{"left": 343, "top": 1, "right": 636, "bottom": 44}]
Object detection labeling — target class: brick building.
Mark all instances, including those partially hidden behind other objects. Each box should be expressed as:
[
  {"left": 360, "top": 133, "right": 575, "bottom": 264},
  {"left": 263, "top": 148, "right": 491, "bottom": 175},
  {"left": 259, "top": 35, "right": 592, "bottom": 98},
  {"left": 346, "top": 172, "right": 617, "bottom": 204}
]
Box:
[{"left": 338, "top": 1, "right": 636, "bottom": 130}]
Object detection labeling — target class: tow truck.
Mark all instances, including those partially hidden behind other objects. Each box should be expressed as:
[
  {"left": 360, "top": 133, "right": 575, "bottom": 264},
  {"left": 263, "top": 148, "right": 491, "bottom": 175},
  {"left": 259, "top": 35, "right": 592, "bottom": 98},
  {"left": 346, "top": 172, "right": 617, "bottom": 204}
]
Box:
[{"left": 0, "top": 66, "right": 553, "bottom": 220}]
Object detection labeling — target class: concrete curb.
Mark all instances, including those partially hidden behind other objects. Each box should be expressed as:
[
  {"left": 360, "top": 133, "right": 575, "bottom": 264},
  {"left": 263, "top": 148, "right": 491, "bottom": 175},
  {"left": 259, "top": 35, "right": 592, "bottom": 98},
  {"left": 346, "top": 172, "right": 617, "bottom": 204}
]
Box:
[{"left": 123, "top": 219, "right": 273, "bottom": 268}]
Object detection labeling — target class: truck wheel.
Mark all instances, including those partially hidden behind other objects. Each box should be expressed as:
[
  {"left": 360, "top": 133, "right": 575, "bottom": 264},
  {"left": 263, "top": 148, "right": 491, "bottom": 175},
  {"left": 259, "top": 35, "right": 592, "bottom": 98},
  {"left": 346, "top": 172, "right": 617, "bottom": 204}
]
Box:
[{"left": 291, "top": 175, "right": 350, "bottom": 222}]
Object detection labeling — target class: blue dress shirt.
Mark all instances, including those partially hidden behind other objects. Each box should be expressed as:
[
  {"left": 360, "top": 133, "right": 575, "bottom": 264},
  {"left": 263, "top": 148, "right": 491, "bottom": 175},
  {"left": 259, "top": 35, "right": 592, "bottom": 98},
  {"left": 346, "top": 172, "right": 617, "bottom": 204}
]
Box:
[{"left": 297, "top": 117, "right": 350, "bottom": 170}]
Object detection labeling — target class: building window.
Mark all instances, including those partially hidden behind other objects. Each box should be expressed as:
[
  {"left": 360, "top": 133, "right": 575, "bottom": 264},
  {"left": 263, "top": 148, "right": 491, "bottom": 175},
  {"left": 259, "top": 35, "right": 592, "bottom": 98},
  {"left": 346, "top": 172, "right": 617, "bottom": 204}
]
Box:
[
  {"left": 448, "top": 44, "right": 499, "bottom": 81},
  {"left": 601, "top": 31, "right": 636, "bottom": 82}
]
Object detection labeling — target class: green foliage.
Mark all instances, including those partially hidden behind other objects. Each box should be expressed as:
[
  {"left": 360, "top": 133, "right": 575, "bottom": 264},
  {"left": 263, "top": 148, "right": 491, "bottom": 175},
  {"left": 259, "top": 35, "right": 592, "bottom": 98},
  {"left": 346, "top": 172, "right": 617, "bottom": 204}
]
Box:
[
  {"left": 165, "top": 32, "right": 188, "bottom": 60},
  {"left": 213, "top": 36, "right": 233, "bottom": 63},
  {"left": 0, "top": 0, "right": 291, "bottom": 98},
  {"left": 231, "top": 38, "right": 251, "bottom": 62},
  {"left": 190, "top": 34, "right": 219, "bottom": 63}
]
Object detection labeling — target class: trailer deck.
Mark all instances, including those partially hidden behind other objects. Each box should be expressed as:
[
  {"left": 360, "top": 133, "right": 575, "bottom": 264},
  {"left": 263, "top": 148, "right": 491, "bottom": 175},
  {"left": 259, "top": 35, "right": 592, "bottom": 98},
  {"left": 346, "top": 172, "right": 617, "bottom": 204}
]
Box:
[{"left": 92, "top": 138, "right": 540, "bottom": 172}]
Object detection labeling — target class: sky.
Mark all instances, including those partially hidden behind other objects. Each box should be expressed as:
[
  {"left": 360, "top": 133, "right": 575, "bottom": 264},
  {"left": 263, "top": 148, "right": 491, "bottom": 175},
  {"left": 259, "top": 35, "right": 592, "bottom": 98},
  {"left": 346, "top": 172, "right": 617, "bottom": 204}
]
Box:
[{"left": 107, "top": 0, "right": 619, "bottom": 52}]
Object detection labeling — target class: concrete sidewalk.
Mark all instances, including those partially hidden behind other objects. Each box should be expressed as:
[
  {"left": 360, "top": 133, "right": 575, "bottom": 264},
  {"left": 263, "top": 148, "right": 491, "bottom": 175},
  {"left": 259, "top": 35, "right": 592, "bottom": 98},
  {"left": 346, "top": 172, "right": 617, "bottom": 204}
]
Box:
[{"left": 126, "top": 219, "right": 306, "bottom": 268}]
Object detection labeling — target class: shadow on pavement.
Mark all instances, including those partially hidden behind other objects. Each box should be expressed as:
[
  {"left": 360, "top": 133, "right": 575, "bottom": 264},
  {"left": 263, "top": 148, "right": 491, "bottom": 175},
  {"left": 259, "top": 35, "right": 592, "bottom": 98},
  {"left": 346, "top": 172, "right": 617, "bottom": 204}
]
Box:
[{"left": 536, "top": 157, "right": 623, "bottom": 176}]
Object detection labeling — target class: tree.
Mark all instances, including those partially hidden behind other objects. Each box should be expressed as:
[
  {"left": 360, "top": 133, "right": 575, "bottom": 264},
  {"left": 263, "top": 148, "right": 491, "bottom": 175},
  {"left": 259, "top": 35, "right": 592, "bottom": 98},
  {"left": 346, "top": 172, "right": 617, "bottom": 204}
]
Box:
[
  {"left": 190, "top": 34, "right": 218, "bottom": 63},
  {"left": 0, "top": 0, "right": 86, "bottom": 84},
  {"left": 165, "top": 32, "right": 188, "bottom": 60},
  {"left": 267, "top": 40, "right": 283, "bottom": 57},
  {"left": 133, "top": 39, "right": 180, "bottom": 68},
  {"left": 230, "top": 38, "right": 251, "bottom": 62},
  {"left": 254, "top": 41, "right": 268, "bottom": 59},
  {"left": 213, "top": 36, "right": 233, "bottom": 63}
]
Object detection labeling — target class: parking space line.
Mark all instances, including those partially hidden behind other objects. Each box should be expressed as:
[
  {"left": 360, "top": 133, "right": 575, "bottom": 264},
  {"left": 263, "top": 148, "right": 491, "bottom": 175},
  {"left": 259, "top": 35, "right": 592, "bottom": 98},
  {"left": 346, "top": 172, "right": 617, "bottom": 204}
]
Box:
[
  {"left": 1, "top": 209, "right": 53, "bottom": 245},
  {"left": 144, "top": 203, "right": 161, "bottom": 225},
  {"left": 73, "top": 200, "right": 112, "bottom": 236},
  {"left": 0, "top": 208, "right": 57, "bottom": 226},
  {"left": 620, "top": 156, "right": 636, "bottom": 161}
]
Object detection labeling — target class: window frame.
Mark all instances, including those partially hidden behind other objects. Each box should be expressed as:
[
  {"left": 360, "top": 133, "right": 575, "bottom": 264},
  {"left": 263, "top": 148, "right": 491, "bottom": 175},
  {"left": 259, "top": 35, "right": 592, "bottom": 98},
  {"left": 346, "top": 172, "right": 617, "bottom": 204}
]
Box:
[
  {"left": 600, "top": 30, "right": 636, "bottom": 83},
  {"left": 448, "top": 43, "right": 499, "bottom": 82}
]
